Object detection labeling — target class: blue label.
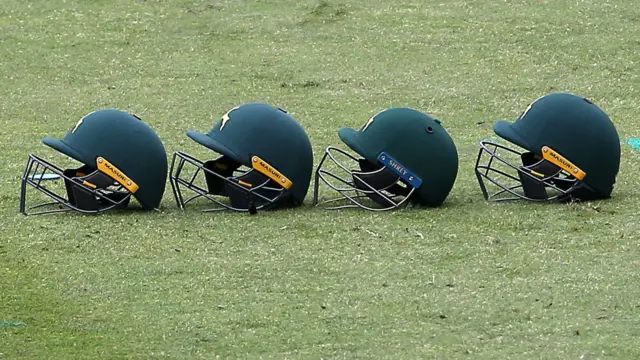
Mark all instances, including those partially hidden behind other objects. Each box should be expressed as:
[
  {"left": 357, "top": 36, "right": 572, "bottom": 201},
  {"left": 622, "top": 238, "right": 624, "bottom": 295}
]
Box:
[{"left": 377, "top": 152, "right": 423, "bottom": 188}]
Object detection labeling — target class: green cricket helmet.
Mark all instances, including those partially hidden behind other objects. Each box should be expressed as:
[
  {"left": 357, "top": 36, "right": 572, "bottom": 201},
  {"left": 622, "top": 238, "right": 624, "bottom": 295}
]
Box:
[
  {"left": 475, "top": 92, "right": 621, "bottom": 202},
  {"left": 313, "top": 107, "right": 459, "bottom": 210},
  {"left": 20, "top": 109, "right": 168, "bottom": 215},
  {"left": 169, "top": 102, "right": 313, "bottom": 214}
]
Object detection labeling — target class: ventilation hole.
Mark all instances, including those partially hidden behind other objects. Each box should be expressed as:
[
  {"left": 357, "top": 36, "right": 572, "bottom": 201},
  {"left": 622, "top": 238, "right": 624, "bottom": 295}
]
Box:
[{"left": 426, "top": 126, "right": 434, "bottom": 134}]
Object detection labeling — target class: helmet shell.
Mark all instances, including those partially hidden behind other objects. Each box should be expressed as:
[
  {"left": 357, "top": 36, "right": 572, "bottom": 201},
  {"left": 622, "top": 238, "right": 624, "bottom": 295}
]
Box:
[
  {"left": 186, "top": 103, "right": 314, "bottom": 205},
  {"left": 338, "top": 108, "right": 459, "bottom": 207},
  {"left": 493, "top": 93, "right": 621, "bottom": 197},
  {"left": 42, "top": 109, "right": 168, "bottom": 209}
]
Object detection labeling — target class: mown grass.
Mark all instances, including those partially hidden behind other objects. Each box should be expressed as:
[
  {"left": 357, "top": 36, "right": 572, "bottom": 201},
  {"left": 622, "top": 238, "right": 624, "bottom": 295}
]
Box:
[{"left": 1, "top": 0, "right": 640, "bottom": 358}]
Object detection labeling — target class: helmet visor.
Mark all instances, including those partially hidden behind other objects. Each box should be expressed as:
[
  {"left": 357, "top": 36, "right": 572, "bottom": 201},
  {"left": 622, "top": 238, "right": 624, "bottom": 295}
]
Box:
[
  {"left": 312, "top": 146, "right": 417, "bottom": 211},
  {"left": 20, "top": 154, "right": 132, "bottom": 215},
  {"left": 169, "top": 151, "right": 292, "bottom": 214},
  {"left": 474, "top": 140, "right": 582, "bottom": 202}
]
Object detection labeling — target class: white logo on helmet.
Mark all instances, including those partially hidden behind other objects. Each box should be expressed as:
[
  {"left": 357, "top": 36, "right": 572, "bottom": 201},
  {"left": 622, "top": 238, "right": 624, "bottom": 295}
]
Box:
[
  {"left": 362, "top": 109, "right": 386, "bottom": 131},
  {"left": 220, "top": 106, "right": 241, "bottom": 131},
  {"left": 519, "top": 95, "right": 545, "bottom": 120}
]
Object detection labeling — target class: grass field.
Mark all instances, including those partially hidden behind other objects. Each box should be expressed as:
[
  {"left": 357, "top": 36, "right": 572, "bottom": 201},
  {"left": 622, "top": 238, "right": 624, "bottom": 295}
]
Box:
[{"left": 2, "top": 0, "right": 640, "bottom": 358}]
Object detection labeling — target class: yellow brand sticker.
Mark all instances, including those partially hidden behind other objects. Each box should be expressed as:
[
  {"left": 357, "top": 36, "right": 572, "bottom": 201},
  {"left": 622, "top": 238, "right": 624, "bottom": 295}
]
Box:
[
  {"left": 96, "top": 157, "right": 139, "bottom": 193},
  {"left": 541, "top": 146, "right": 586, "bottom": 180},
  {"left": 251, "top": 156, "right": 293, "bottom": 190}
]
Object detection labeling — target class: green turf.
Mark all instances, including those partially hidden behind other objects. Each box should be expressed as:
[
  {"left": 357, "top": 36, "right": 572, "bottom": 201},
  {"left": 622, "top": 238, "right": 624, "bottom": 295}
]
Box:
[{"left": 2, "top": 0, "right": 640, "bottom": 358}]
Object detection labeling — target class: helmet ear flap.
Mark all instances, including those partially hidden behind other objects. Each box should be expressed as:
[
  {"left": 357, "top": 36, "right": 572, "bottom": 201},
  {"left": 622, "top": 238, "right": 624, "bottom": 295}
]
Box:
[
  {"left": 352, "top": 160, "right": 411, "bottom": 207},
  {"left": 202, "top": 156, "right": 241, "bottom": 196},
  {"left": 226, "top": 170, "right": 293, "bottom": 211},
  {"left": 518, "top": 152, "right": 593, "bottom": 201},
  {"left": 518, "top": 152, "right": 560, "bottom": 200},
  {"left": 356, "top": 158, "right": 379, "bottom": 173},
  {"left": 61, "top": 166, "right": 131, "bottom": 211},
  {"left": 201, "top": 154, "right": 295, "bottom": 211}
]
